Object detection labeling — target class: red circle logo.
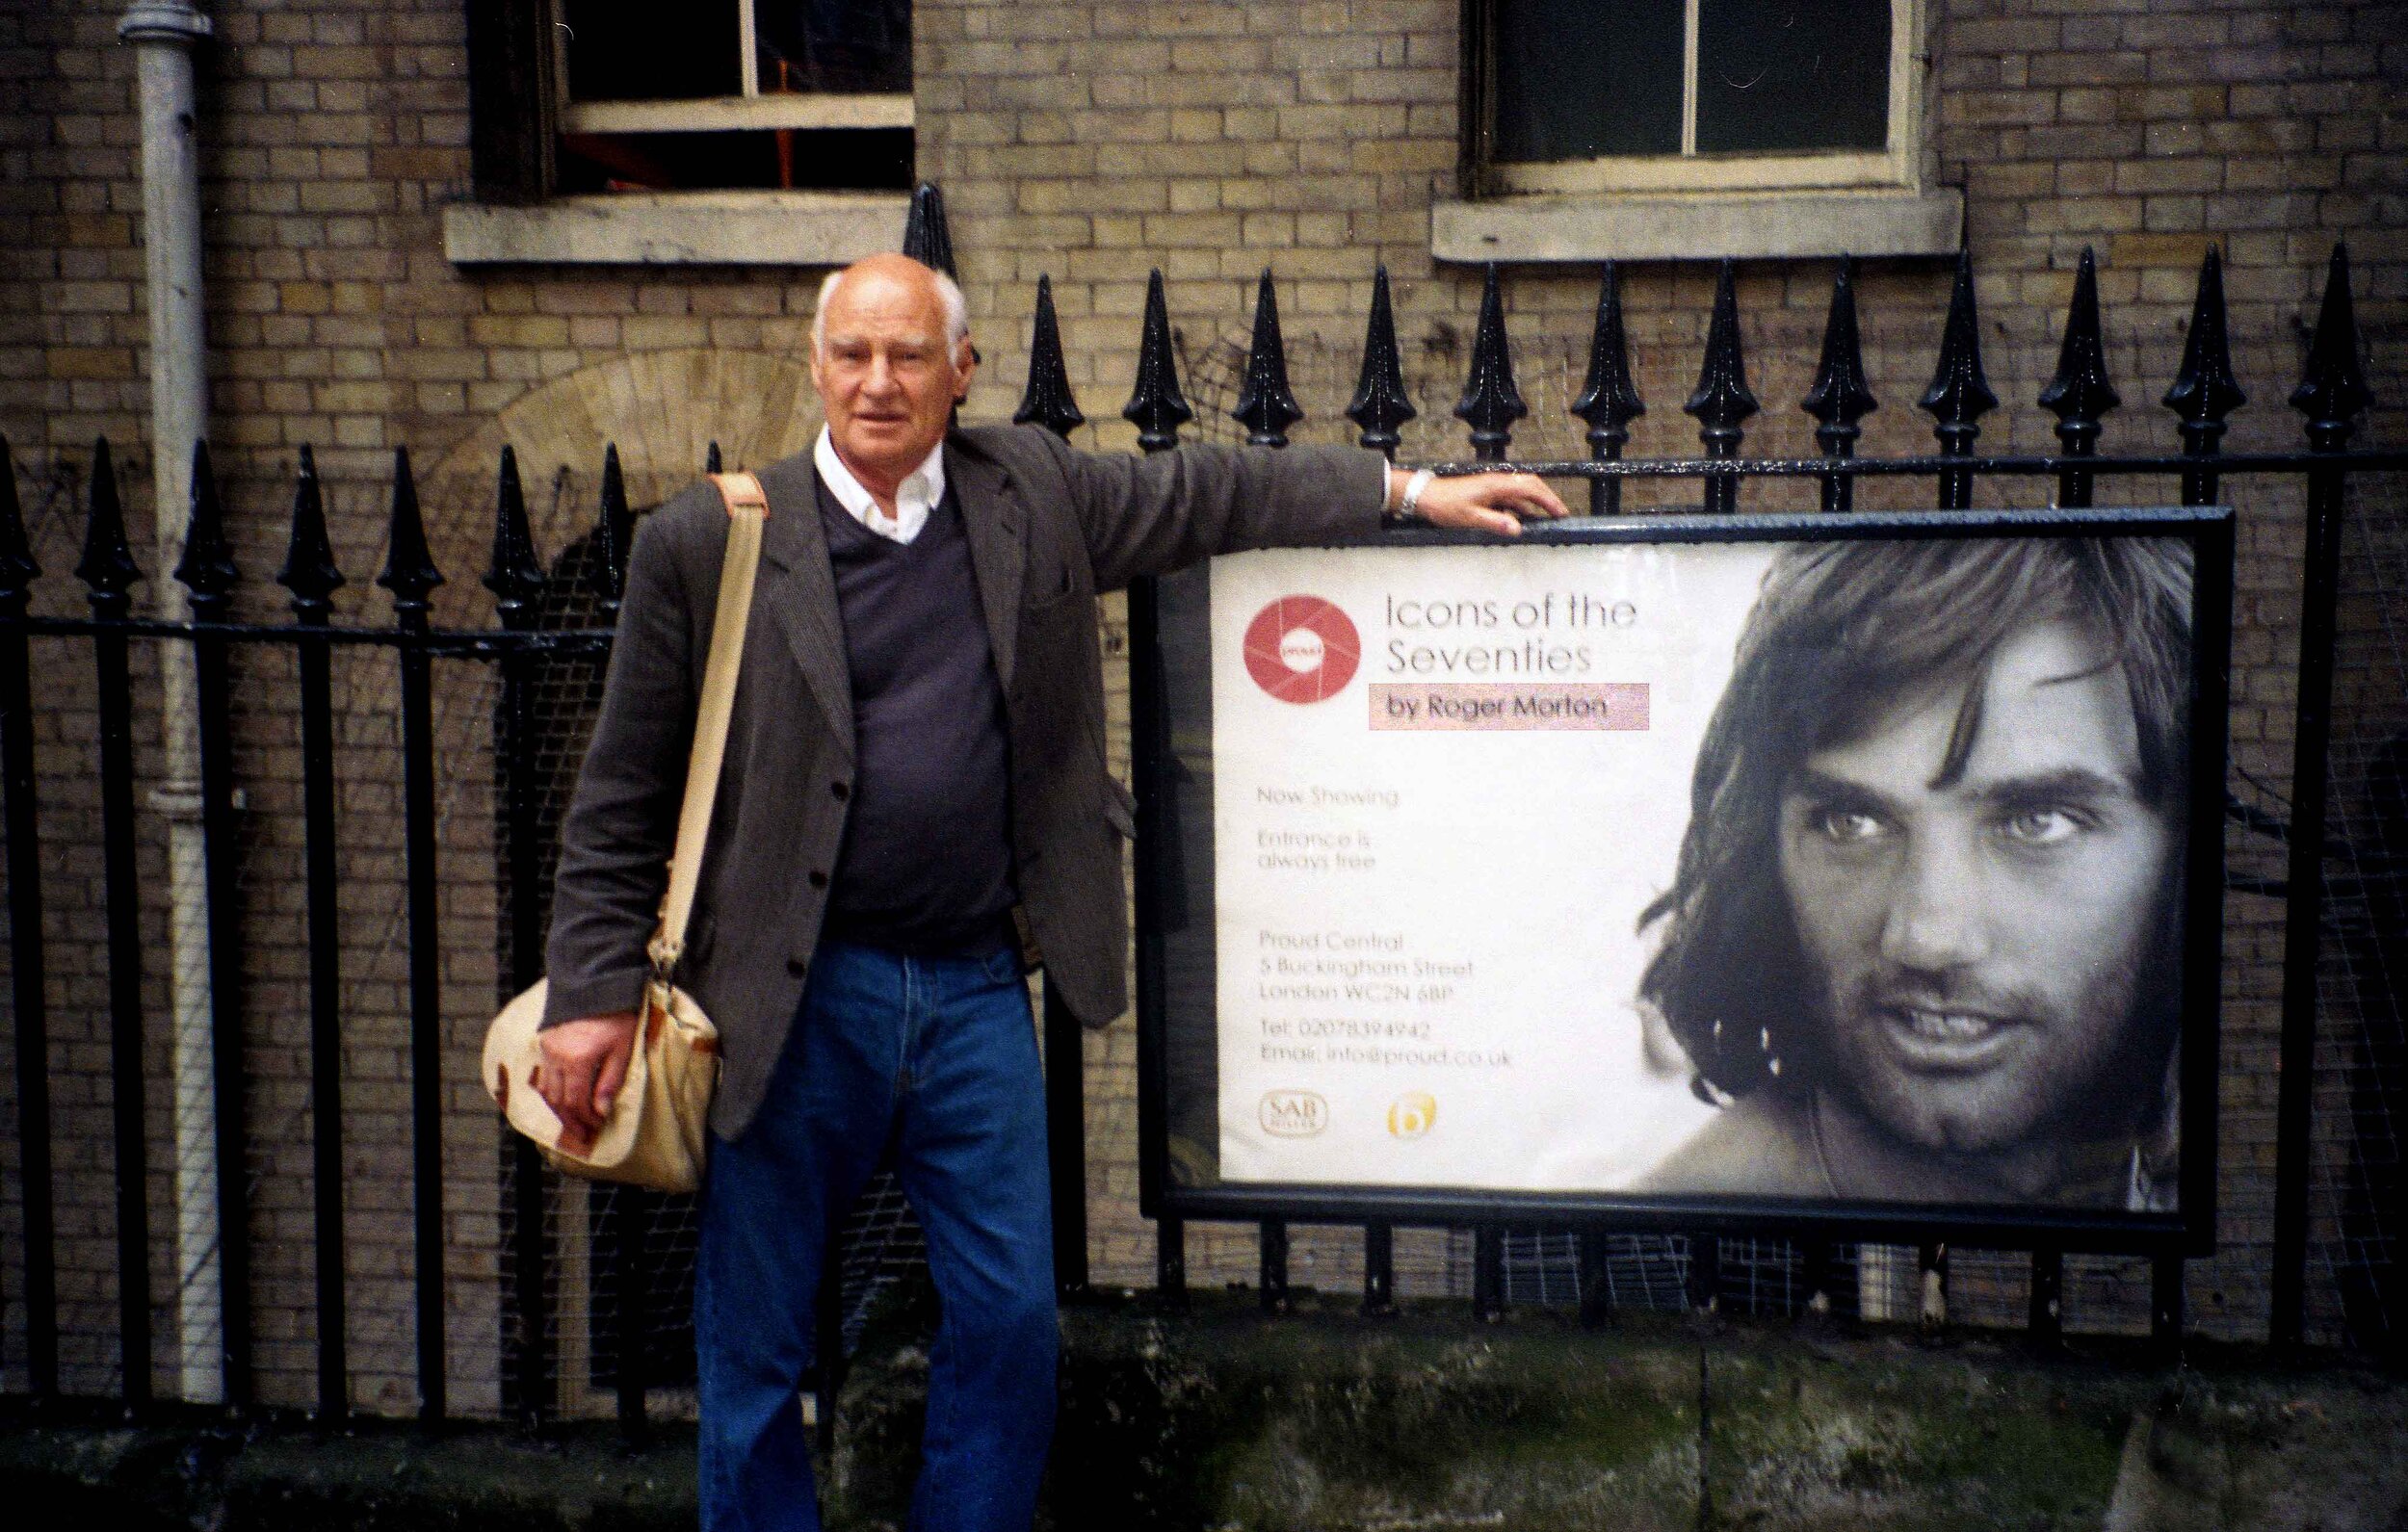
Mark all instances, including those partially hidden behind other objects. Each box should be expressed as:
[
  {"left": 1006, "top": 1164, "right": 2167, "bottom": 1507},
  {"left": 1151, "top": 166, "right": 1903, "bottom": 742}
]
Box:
[{"left": 1243, "top": 595, "right": 1360, "bottom": 704}]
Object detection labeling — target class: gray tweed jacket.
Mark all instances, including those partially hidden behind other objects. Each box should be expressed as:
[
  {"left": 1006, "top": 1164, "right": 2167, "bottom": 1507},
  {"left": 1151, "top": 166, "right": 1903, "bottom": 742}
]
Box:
[{"left": 541, "top": 423, "right": 1385, "bottom": 1138}]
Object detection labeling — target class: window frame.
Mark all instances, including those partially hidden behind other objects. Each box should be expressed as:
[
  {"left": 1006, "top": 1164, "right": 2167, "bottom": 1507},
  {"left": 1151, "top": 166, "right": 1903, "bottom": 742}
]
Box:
[
  {"left": 1463, "top": 0, "right": 1925, "bottom": 199},
  {"left": 456, "top": 0, "right": 915, "bottom": 266},
  {"left": 551, "top": 0, "right": 914, "bottom": 142}
]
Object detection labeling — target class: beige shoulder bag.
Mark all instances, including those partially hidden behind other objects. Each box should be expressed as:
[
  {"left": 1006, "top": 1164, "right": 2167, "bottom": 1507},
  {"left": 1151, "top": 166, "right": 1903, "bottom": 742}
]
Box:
[{"left": 481, "top": 472, "right": 768, "bottom": 1194}]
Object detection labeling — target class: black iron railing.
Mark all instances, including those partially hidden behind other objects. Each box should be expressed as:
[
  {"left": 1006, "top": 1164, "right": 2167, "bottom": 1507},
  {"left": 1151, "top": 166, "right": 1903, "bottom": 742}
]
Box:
[{"left": 0, "top": 196, "right": 2398, "bottom": 1437}]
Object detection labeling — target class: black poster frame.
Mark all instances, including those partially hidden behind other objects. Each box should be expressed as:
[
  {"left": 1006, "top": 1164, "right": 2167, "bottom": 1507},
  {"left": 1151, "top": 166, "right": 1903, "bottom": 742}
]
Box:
[{"left": 1134, "top": 506, "right": 2234, "bottom": 1257}]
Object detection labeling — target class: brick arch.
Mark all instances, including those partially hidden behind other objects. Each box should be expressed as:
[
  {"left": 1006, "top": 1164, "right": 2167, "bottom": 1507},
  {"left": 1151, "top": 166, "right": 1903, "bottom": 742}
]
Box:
[{"left": 416, "top": 350, "right": 822, "bottom": 628}]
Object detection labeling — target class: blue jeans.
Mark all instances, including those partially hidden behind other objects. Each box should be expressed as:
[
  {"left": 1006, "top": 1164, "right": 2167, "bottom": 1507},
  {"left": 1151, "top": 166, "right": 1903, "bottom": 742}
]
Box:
[{"left": 695, "top": 940, "right": 1058, "bottom": 1531}]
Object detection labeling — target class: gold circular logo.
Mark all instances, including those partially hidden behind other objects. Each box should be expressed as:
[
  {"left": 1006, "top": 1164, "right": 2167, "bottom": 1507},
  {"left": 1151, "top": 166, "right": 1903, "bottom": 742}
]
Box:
[{"left": 1386, "top": 1091, "right": 1437, "bottom": 1139}]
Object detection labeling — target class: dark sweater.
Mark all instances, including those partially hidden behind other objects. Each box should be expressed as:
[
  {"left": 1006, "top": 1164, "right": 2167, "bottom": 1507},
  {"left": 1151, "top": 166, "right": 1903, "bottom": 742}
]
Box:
[{"left": 815, "top": 469, "right": 1017, "bottom": 955}]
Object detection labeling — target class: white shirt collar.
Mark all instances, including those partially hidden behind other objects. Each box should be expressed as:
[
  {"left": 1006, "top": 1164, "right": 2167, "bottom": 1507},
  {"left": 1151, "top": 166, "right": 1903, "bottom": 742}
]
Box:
[{"left": 814, "top": 427, "right": 945, "bottom": 545}]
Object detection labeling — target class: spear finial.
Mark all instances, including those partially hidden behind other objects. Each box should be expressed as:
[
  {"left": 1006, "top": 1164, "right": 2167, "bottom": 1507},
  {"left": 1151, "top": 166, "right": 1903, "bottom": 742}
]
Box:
[
  {"left": 1571, "top": 262, "right": 1644, "bottom": 515},
  {"left": 2290, "top": 241, "right": 2370, "bottom": 449},
  {"left": 901, "top": 181, "right": 957, "bottom": 280},
  {"left": 1123, "top": 270, "right": 1193, "bottom": 454},
  {"left": 1685, "top": 259, "right": 1758, "bottom": 513},
  {"left": 175, "top": 440, "right": 239, "bottom": 608},
  {"left": 1232, "top": 269, "right": 1303, "bottom": 448},
  {"left": 377, "top": 445, "right": 443, "bottom": 619},
  {"left": 1801, "top": 258, "right": 1878, "bottom": 511},
  {"left": 2163, "top": 246, "right": 2247, "bottom": 434},
  {"left": 1013, "top": 274, "right": 1086, "bottom": 440},
  {"left": 1453, "top": 263, "right": 1527, "bottom": 461},
  {"left": 2040, "top": 247, "right": 2121, "bottom": 440},
  {"left": 1345, "top": 265, "right": 1416, "bottom": 459},
  {"left": 276, "top": 443, "right": 345, "bottom": 616},
  {"left": 590, "top": 443, "right": 633, "bottom": 612},
  {"left": 483, "top": 444, "right": 546, "bottom": 621},
  {"left": 1919, "top": 249, "right": 1998, "bottom": 508},
  {"left": 0, "top": 436, "right": 37, "bottom": 604},
  {"left": 77, "top": 436, "right": 142, "bottom": 605}
]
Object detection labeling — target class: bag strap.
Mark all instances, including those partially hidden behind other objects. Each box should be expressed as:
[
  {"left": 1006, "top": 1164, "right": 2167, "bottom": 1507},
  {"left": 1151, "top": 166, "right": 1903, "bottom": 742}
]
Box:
[{"left": 648, "top": 472, "right": 769, "bottom": 975}]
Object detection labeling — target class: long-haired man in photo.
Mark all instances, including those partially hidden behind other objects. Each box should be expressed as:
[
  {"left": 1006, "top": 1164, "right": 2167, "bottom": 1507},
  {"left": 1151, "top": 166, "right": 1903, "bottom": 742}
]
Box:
[{"left": 1638, "top": 536, "right": 2193, "bottom": 1211}]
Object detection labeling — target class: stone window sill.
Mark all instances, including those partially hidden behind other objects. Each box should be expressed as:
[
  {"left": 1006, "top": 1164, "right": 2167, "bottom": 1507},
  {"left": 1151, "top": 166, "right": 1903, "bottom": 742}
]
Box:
[
  {"left": 1432, "top": 187, "right": 1964, "bottom": 265},
  {"left": 442, "top": 191, "right": 912, "bottom": 267}
]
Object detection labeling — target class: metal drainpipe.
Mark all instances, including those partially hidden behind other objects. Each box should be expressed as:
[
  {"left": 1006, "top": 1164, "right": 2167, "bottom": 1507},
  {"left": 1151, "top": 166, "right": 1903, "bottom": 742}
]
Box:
[{"left": 118, "top": 0, "right": 220, "bottom": 1406}]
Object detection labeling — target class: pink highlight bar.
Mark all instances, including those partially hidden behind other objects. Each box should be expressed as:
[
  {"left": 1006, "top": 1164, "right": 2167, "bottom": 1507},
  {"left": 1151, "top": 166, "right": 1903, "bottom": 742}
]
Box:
[{"left": 1369, "top": 682, "right": 1650, "bottom": 732}]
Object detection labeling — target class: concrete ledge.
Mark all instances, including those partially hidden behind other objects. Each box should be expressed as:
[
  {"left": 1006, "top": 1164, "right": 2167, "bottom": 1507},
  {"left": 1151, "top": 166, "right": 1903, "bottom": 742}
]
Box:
[
  {"left": 443, "top": 192, "right": 911, "bottom": 268},
  {"left": 7, "top": 1297, "right": 2405, "bottom": 1529},
  {"left": 1433, "top": 188, "right": 1964, "bottom": 265}
]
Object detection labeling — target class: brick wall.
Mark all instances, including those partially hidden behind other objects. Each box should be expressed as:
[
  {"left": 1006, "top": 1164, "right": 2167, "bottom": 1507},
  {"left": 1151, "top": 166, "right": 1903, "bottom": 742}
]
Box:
[{"left": 0, "top": 0, "right": 2401, "bottom": 1412}]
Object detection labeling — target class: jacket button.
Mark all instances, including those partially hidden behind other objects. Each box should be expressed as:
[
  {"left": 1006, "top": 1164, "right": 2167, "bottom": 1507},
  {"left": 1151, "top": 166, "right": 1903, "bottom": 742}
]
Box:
[
  {"left": 808, "top": 870, "right": 829, "bottom": 889},
  {"left": 830, "top": 781, "right": 850, "bottom": 800}
]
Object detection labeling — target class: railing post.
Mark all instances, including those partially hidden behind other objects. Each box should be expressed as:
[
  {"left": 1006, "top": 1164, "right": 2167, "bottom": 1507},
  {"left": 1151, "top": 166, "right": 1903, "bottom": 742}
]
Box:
[
  {"left": 1125, "top": 269, "right": 1192, "bottom": 1308},
  {"left": 1473, "top": 1227, "right": 1505, "bottom": 1322},
  {"left": 79, "top": 437, "right": 152, "bottom": 1415},
  {"left": 0, "top": 436, "right": 56, "bottom": 1400},
  {"left": 1578, "top": 1230, "right": 1610, "bottom": 1327},
  {"left": 1802, "top": 256, "right": 1876, "bottom": 513},
  {"left": 1685, "top": 259, "right": 1757, "bottom": 516},
  {"left": 1014, "top": 284, "right": 1094, "bottom": 1301},
  {"left": 176, "top": 443, "right": 250, "bottom": 1409},
  {"left": 1345, "top": 267, "right": 1412, "bottom": 1315},
  {"left": 1234, "top": 268, "right": 1301, "bottom": 1307},
  {"left": 2028, "top": 1251, "right": 2063, "bottom": 1347},
  {"left": 278, "top": 445, "right": 350, "bottom": 1421},
  {"left": 487, "top": 444, "right": 555, "bottom": 1421},
  {"left": 1571, "top": 262, "right": 1642, "bottom": 517},
  {"left": 1920, "top": 250, "right": 1997, "bottom": 511},
  {"left": 2271, "top": 245, "right": 2370, "bottom": 1349},
  {"left": 378, "top": 446, "right": 451, "bottom": 1422},
  {"left": 579, "top": 447, "right": 654, "bottom": 1441}
]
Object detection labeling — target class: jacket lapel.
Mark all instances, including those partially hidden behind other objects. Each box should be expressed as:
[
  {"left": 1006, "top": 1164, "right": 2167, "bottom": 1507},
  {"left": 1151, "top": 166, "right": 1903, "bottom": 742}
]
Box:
[
  {"left": 753, "top": 454, "right": 856, "bottom": 755},
  {"left": 947, "top": 437, "right": 1026, "bottom": 693}
]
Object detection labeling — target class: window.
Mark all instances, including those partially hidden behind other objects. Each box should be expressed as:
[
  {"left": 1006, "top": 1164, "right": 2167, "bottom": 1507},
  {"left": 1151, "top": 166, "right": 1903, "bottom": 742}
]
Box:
[
  {"left": 1441, "top": 0, "right": 1956, "bottom": 262},
  {"left": 554, "top": 0, "right": 913, "bottom": 194},
  {"left": 453, "top": 0, "right": 915, "bottom": 266}
]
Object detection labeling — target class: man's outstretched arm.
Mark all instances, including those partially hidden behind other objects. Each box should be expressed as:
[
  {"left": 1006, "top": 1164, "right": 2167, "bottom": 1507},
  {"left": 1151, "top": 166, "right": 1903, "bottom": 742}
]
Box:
[{"left": 1045, "top": 436, "right": 1568, "bottom": 591}]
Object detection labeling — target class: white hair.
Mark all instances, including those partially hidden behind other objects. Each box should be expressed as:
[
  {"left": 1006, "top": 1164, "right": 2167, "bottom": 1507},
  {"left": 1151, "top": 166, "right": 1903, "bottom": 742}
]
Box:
[{"left": 811, "top": 262, "right": 970, "bottom": 356}]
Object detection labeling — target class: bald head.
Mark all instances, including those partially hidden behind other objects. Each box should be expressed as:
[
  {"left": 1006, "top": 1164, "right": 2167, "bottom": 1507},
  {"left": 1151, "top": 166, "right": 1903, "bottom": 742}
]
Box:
[
  {"left": 811, "top": 254, "right": 970, "bottom": 357},
  {"left": 808, "top": 253, "right": 978, "bottom": 504}
]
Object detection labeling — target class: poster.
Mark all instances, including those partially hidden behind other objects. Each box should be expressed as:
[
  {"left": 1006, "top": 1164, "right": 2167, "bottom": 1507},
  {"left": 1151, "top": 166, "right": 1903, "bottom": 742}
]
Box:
[{"left": 1185, "top": 524, "right": 2212, "bottom": 1222}]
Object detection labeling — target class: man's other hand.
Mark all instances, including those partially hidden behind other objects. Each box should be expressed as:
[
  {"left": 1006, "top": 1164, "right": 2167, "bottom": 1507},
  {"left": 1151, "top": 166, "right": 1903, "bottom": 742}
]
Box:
[
  {"left": 537, "top": 1011, "right": 639, "bottom": 1152},
  {"left": 1388, "top": 469, "right": 1571, "bottom": 536}
]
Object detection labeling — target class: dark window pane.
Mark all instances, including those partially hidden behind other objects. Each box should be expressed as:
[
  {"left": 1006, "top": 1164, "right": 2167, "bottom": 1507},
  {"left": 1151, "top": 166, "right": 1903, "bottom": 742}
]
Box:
[
  {"left": 758, "top": 1, "right": 913, "bottom": 94},
  {"left": 557, "top": 128, "right": 913, "bottom": 193},
  {"left": 563, "top": 0, "right": 742, "bottom": 102},
  {"left": 1493, "top": 0, "right": 1684, "bottom": 162},
  {"left": 1695, "top": 0, "right": 1890, "bottom": 154}
]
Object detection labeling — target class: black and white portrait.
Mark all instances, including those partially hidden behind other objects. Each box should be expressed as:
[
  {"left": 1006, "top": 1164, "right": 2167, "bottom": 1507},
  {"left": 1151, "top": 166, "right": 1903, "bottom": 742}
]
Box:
[{"left": 1637, "top": 535, "right": 2195, "bottom": 1212}]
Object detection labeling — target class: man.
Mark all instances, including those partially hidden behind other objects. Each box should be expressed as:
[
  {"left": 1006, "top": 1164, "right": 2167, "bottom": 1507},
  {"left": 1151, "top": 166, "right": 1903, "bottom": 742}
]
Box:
[
  {"left": 1637, "top": 535, "right": 2194, "bottom": 1210},
  {"left": 532, "top": 254, "right": 1564, "bottom": 1531}
]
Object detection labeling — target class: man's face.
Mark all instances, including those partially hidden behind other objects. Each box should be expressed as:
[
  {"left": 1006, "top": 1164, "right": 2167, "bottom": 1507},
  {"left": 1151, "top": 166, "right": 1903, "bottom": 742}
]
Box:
[
  {"left": 1775, "top": 619, "right": 2177, "bottom": 1155},
  {"left": 810, "top": 256, "right": 974, "bottom": 491}
]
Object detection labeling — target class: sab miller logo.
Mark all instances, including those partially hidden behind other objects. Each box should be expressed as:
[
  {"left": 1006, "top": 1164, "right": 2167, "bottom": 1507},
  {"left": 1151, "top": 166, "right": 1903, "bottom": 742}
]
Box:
[
  {"left": 1243, "top": 595, "right": 1361, "bottom": 704},
  {"left": 1260, "top": 1089, "right": 1329, "bottom": 1138},
  {"left": 1386, "top": 1091, "right": 1437, "bottom": 1140}
]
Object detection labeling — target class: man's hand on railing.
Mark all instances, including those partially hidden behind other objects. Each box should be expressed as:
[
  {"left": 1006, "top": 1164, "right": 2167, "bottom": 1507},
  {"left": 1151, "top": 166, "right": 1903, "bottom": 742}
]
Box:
[
  {"left": 1384, "top": 467, "right": 1571, "bottom": 536},
  {"left": 537, "top": 1011, "right": 638, "bottom": 1153}
]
